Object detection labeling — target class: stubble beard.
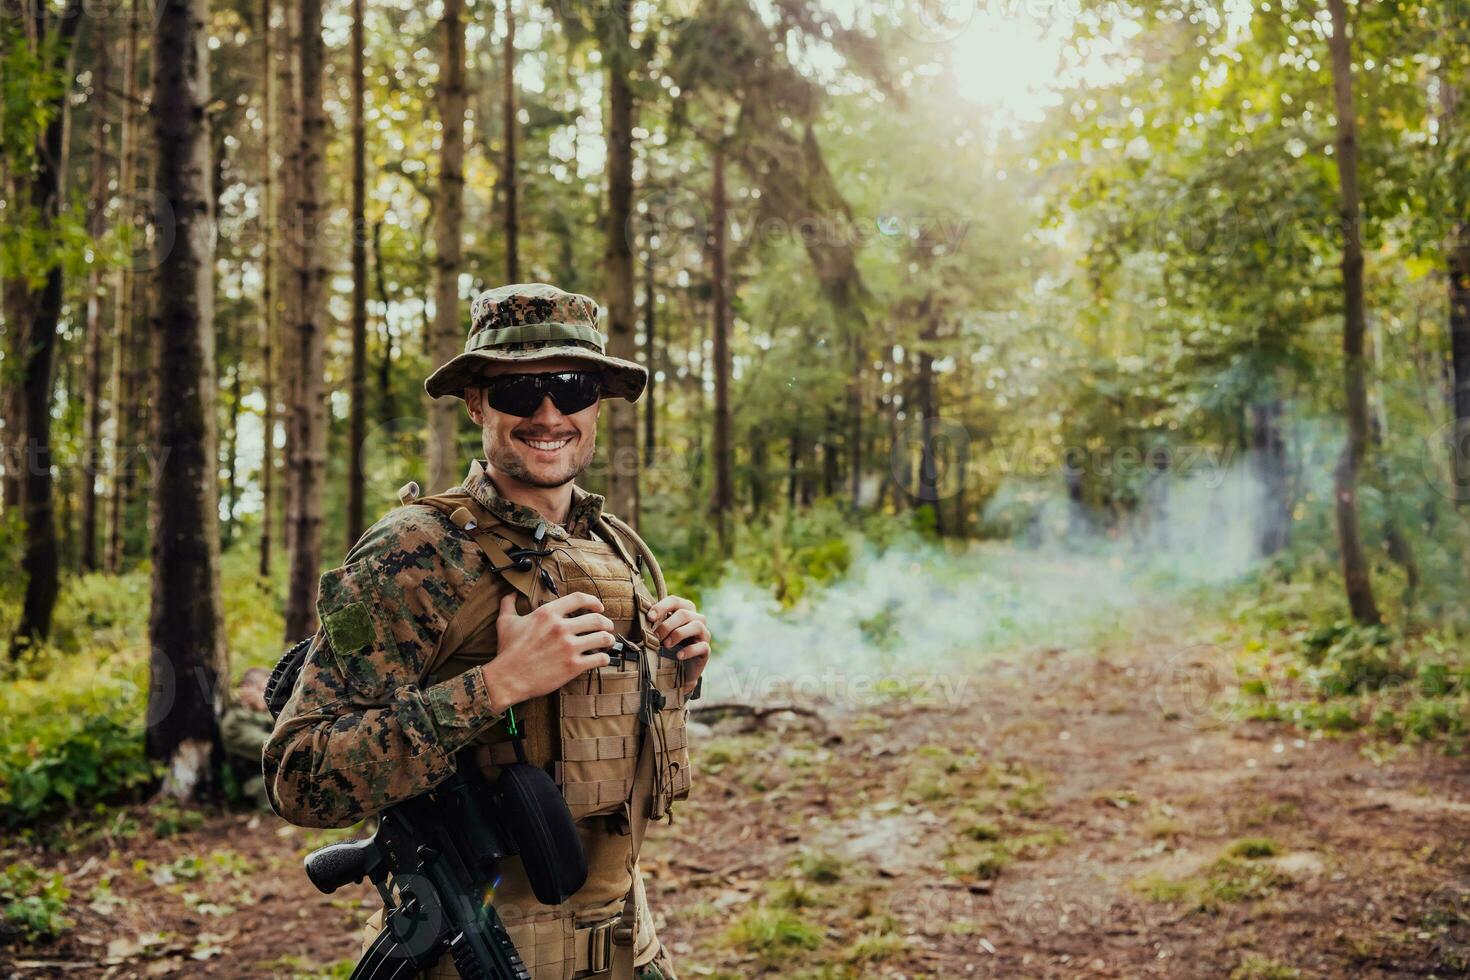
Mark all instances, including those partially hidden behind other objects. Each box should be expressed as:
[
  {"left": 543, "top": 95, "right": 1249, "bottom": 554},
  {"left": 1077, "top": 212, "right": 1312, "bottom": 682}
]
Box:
[{"left": 485, "top": 430, "right": 597, "bottom": 489}]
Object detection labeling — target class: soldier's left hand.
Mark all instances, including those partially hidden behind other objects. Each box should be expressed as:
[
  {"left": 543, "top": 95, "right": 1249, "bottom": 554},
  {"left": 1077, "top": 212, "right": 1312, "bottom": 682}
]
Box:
[{"left": 648, "top": 595, "right": 710, "bottom": 693}]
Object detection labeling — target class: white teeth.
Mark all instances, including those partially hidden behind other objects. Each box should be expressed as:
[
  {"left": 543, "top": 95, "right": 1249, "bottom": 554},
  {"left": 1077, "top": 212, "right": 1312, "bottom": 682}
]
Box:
[{"left": 526, "top": 438, "right": 570, "bottom": 451}]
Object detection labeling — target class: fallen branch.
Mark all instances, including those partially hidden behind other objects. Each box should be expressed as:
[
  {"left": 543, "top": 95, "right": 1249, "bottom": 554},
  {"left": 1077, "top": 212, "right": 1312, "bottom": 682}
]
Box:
[{"left": 690, "top": 701, "right": 827, "bottom": 731}]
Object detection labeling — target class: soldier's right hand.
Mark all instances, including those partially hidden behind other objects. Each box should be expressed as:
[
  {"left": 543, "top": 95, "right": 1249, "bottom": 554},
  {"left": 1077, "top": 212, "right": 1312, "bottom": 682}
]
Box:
[{"left": 481, "top": 591, "right": 615, "bottom": 712}]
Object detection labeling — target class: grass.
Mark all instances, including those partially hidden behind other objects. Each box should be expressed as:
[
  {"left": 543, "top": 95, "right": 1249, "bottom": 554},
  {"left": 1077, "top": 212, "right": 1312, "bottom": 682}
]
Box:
[
  {"left": 720, "top": 904, "right": 824, "bottom": 966},
  {"left": 1134, "top": 854, "right": 1294, "bottom": 913},
  {"left": 1227, "top": 837, "right": 1281, "bottom": 859},
  {"left": 1222, "top": 565, "right": 1470, "bottom": 751},
  {"left": 1230, "top": 954, "right": 1302, "bottom": 980}
]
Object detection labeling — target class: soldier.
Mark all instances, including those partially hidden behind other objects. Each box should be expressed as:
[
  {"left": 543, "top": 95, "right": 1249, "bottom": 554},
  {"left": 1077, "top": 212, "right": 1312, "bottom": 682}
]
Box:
[
  {"left": 263, "top": 283, "right": 711, "bottom": 980},
  {"left": 220, "top": 667, "right": 274, "bottom": 806}
]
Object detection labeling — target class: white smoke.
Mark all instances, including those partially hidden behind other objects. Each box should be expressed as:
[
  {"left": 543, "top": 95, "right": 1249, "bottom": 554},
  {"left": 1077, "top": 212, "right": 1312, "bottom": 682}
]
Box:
[{"left": 702, "top": 462, "right": 1276, "bottom": 706}]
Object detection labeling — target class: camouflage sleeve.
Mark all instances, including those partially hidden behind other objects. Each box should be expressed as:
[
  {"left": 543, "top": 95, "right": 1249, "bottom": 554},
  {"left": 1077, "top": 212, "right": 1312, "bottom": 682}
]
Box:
[{"left": 262, "top": 507, "right": 501, "bottom": 828}]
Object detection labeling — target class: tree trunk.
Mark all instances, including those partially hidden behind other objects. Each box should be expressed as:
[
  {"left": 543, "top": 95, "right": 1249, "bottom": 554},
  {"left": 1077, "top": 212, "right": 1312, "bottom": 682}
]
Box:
[
  {"left": 710, "top": 145, "right": 732, "bottom": 555},
  {"left": 427, "top": 0, "right": 467, "bottom": 496},
  {"left": 224, "top": 356, "right": 241, "bottom": 543},
  {"left": 347, "top": 0, "right": 368, "bottom": 545},
  {"left": 1452, "top": 240, "right": 1470, "bottom": 502},
  {"left": 106, "top": 0, "right": 142, "bottom": 574},
  {"left": 602, "top": 2, "right": 638, "bottom": 523},
  {"left": 283, "top": 0, "right": 327, "bottom": 641},
  {"left": 1325, "top": 0, "right": 1381, "bottom": 625},
  {"left": 13, "top": 0, "right": 84, "bottom": 654},
  {"left": 822, "top": 410, "right": 839, "bottom": 497},
  {"left": 258, "top": 0, "right": 275, "bottom": 578},
  {"left": 1444, "top": 79, "right": 1470, "bottom": 502},
  {"left": 277, "top": 0, "right": 301, "bottom": 578},
  {"left": 502, "top": 0, "right": 519, "bottom": 283},
  {"left": 372, "top": 220, "right": 394, "bottom": 419},
  {"left": 848, "top": 331, "right": 864, "bottom": 511},
  {"left": 1250, "top": 398, "right": 1291, "bottom": 557},
  {"left": 148, "top": 0, "right": 227, "bottom": 800},
  {"left": 642, "top": 245, "right": 656, "bottom": 467},
  {"left": 81, "top": 28, "right": 112, "bottom": 572},
  {"left": 1, "top": 276, "right": 23, "bottom": 513},
  {"left": 914, "top": 298, "right": 943, "bottom": 535}
]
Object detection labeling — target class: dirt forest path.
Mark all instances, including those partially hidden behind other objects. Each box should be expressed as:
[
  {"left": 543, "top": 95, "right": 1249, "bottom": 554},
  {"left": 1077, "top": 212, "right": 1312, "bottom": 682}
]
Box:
[{"left": 5, "top": 602, "right": 1468, "bottom": 978}]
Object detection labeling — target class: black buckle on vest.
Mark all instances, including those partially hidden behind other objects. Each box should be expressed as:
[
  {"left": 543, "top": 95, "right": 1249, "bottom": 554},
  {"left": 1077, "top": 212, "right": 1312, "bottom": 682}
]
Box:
[
  {"left": 640, "top": 687, "right": 666, "bottom": 723},
  {"left": 606, "top": 635, "right": 639, "bottom": 670}
]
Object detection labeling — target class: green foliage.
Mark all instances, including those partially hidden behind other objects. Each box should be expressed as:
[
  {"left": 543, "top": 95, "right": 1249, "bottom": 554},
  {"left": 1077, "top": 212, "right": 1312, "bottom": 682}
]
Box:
[
  {"left": 793, "top": 851, "right": 844, "bottom": 885},
  {"left": 0, "top": 658, "right": 156, "bottom": 827},
  {"left": 1227, "top": 838, "right": 1281, "bottom": 859},
  {"left": 1230, "top": 955, "right": 1302, "bottom": 980},
  {"left": 653, "top": 499, "right": 929, "bottom": 608},
  {"left": 0, "top": 541, "right": 285, "bottom": 828},
  {"left": 1228, "top": 567, "right": 1470, "bottom": 748},
  {"left": 720, "top": 904, "right": 824, "bottom": 965},
  {"left": 0, "top": 861, "right": 72, "bottom": 944}
]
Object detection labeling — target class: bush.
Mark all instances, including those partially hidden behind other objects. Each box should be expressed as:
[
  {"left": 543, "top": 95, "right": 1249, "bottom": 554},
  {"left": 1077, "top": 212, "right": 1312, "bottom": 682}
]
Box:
[
  {"left": 0, "top": 540, "right": 286, "bottom": 828},
  {"left": 0, "top": 861, "right": 72, "bottom": 944},
  {"left": 0, "top": 657, "right": 156, "bottom": 827}
]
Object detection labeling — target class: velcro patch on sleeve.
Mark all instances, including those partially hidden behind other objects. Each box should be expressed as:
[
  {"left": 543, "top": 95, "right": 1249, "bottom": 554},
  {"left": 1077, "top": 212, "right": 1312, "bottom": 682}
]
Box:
[{"left": 323, "top": 601, "right": 376, "bottom": 654}]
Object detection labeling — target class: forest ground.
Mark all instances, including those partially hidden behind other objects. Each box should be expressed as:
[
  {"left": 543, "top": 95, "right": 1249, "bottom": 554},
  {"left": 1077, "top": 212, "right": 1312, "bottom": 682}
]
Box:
[{"left": 3, "top": 599, "right": 1468, "bottom": 979}]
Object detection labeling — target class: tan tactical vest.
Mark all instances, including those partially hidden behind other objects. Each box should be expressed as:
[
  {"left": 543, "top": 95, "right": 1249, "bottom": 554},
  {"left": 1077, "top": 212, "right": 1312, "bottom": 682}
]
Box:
[{"left": 362, "top": 488, "right": 692, "bottom": 979}]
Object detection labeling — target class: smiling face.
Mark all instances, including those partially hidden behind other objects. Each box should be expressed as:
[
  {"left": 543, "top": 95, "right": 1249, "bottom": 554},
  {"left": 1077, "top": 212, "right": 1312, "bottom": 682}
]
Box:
[{"left": 464, "top": 357, "right": 602, "bottom": 490}]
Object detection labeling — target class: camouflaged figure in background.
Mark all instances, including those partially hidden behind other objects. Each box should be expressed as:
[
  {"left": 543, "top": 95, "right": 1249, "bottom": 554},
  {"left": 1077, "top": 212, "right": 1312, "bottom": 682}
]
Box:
[{"left": 264, "top": 283, "right": 694, "bottom": 980}]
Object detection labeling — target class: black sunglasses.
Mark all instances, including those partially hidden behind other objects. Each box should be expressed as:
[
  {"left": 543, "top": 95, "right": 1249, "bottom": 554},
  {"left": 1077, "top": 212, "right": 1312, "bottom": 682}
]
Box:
[{"left": 479, "top": 370, "right": 604, "bottom": 418}]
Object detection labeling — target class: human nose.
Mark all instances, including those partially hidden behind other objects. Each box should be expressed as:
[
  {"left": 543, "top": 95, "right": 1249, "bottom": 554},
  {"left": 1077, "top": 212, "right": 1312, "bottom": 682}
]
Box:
[{"left": 529, "top": 394, "right": 567, "bottom": 426}]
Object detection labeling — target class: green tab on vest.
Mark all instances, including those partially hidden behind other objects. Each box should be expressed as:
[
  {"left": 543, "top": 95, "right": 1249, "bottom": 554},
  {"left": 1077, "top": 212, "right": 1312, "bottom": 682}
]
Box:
[{"left": 323, "top": 601, "right": 375, "bottom": 653}]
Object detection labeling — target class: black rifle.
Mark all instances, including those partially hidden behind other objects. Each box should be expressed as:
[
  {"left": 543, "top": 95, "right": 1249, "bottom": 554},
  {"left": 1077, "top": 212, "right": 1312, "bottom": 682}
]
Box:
[{"left": 303, "top": 758, "right": 531, "bottom": 980}]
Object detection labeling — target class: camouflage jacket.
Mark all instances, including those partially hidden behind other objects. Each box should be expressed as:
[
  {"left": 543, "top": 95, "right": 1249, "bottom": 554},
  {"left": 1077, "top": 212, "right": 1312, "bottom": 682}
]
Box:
[{"left": 262, "top": 459, "right": 607, "bottom": 828}]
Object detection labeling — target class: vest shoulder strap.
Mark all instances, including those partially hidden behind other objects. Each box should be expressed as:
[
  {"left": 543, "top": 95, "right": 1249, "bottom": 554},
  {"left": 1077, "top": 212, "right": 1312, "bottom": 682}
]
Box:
[
  {"left": 598, "top": 514, "right": 667, "bottom": 601},
  {"left": 414, "top": 491, "right": 538, "bottom": 599}
]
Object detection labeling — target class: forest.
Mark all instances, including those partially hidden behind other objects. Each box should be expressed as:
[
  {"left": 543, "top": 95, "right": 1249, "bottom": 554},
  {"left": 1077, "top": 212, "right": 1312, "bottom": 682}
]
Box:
[{"left": 1, "top": 0, "right": 1469, "bottom": 976}]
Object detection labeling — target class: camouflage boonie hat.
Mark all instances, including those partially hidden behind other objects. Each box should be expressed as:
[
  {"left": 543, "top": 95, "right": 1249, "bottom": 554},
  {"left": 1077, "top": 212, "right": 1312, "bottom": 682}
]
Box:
[{"left": 423, "top": 282, "right": 647, "bottom": 402}]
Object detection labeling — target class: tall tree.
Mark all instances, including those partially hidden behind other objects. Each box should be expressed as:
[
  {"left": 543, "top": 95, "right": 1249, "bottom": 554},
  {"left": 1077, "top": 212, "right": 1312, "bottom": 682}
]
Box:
[
  {"left": 346, "top": 0, "right": 367, "bottom": 546},
  {"left": 277, "top": 0, "right": 301, "bottom": 583},
  {"left": 914, "top": 295, "right": 943, "bottom": 535},
  {"left": 283, "top": 0, "right": 327, "bottom": 640},
  {"left": 1325, "top": 0, "right": 1381, "bottom": 624},
  {"left": 80, "top": 27, "right": 111, "bottom": 572},
  {"left": 642, "top": 239, "right": 656, "bottom": 467},
  {"left": 502, "top": 0, "right": 519, "bottom": 283},
  {"left": 426, "top": 0, "right": 467, "bottom": 496},
  {"left": 148, "top": 0, "right": 227, "bottom": 798},
  {"left": 258, "top": 0, "right": 276, "bottom": 577},
  {"left": 602, "top": 0, "right": 639, "bottom": 522},
  {"left": 106, "top": 0, "right": 142, "bottom": 574},
  {"left": 13, "top": 0, "right": 84, "bottom": 653},
  {"left": 710, "top": 144, "right": 731, "bottom": 554},
  {"left": 1444, "top": 80, "right": 1470, "bottom": 501}
]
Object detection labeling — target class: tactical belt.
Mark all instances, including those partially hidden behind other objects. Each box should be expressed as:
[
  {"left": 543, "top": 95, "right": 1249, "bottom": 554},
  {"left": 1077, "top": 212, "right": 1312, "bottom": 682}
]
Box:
[{"left": 574, "top": 916, "right": 620, "bottom": 976}]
